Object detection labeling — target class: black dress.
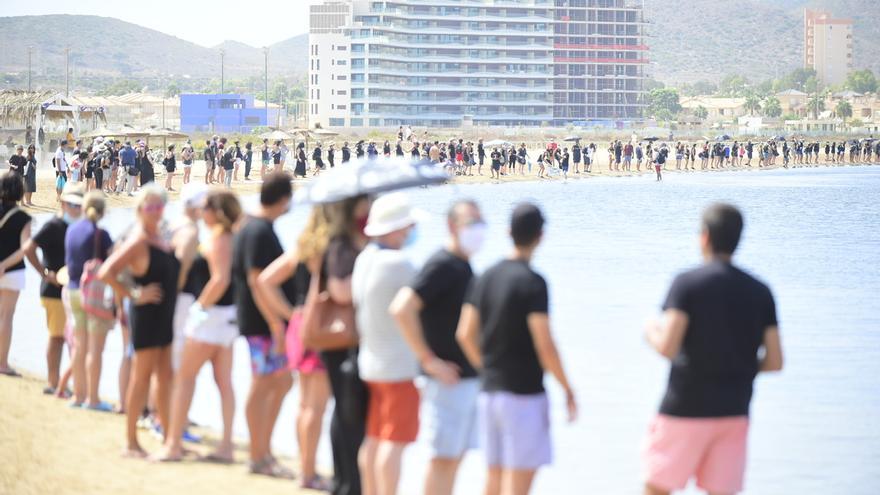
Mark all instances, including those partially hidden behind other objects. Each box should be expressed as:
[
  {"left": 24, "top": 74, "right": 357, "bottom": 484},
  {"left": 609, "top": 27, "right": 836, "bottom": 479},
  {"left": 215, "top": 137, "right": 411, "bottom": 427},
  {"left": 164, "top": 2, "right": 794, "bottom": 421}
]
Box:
[
  {"left": 295, "top": 149, "right": 307, "bottom": 177},
  {"left": 131, "top": 245, "right": 180, "bottom": 350},
  {"left": 139, "top": 156, "right": 155, "bottom": 184},
  {"left": 24, "top": 156, "right": 37, "bottom": 193}
]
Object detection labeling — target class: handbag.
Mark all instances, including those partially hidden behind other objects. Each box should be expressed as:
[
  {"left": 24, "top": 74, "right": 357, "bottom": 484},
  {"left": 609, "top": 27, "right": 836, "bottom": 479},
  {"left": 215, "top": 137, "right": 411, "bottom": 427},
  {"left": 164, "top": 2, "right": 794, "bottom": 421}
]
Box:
[
  {"left": 80, "top": 226, "right": 115, "bottom": 321},
  {"left": 300, "top": 268, "right": 358, "bottom": 351}
]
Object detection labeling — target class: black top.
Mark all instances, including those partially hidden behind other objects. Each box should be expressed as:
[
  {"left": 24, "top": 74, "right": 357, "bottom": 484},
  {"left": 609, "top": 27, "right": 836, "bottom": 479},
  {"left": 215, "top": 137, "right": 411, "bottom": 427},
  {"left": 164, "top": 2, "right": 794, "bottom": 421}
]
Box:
[
  {"left": 0, "top": 207, "right": 31, "bottom": 272},
  {"left": 233, "top": 217, "right": 284, "bottom": 337},
  {"left": 319, "top": 235, "right": 361, "bottom": 366},
  {"left": 659, "top": 261, "right": 778, "bottom": 418},
  {"left": 185, "top": 252, "right": 234, "bottom": 306},
  {"left": 290, "top": 261, "right": 311, "bottom": 307},
  {"left": 8, "top": 155, "right": 26, "bottom": 175},
  {"left": 32, "top": 217, "right": 68, "bottom": 298},
  {"left": 411, "top": 250, "right": 476, "bottom": 378},
  {"left": 467, "top": 259, "right": 549, "bottom": 394},
  {"left": 131, "top": 246, "right": 180, "bottom": 350}
]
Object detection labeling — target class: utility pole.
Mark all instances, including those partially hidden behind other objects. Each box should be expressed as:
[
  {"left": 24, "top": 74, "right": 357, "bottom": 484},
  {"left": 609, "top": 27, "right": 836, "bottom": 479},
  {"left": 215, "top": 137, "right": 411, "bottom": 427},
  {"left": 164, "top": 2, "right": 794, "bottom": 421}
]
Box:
[
  {"left": 219, "top": 48, "right": 226, "bottom": 94},
  {"left": 64, "top": 46, "right": 70, "bottom": 96},
  {"left": 27, "top": 46, "right": 33, "bottom": 92},
  {"left": 263, "top": 47, "right": 269, "bottom": 127}
]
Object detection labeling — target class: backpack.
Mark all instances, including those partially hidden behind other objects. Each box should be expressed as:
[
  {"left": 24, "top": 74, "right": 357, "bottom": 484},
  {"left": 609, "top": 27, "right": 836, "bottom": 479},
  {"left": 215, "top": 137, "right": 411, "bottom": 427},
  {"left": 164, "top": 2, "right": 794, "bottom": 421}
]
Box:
[{"left": 80, "top": 227, "right": 115, "bottom": 321}]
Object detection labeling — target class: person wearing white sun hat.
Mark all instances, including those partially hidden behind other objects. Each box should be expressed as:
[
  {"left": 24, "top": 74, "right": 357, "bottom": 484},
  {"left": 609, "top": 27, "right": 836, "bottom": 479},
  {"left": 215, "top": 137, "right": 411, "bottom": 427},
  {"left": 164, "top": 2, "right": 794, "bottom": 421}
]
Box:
[{"left": 353, "top": 192, "right": 426, "bottom": 495}]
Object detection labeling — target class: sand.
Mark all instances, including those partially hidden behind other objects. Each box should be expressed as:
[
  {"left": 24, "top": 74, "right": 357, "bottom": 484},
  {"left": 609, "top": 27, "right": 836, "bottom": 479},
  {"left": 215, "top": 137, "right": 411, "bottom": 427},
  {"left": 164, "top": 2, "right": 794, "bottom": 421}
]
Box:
[{"left": 0, "top": 373, "right": 316, "bottom": 495}]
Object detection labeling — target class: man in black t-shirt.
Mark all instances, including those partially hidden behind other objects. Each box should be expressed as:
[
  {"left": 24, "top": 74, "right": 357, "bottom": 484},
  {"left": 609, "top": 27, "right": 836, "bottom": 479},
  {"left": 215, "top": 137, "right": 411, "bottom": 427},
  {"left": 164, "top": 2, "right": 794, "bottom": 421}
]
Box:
[
  {"left": 390, "top": 200, "right": 486, "bottom": 495},
  {"left": 457, "top": 203, "right": 577, "bottom": 495},
  {"left": 643, "top": 203, "right": 783, "bottom": 495},
  {"left": 21, "top": 183, "right": 83, "bottom": 393},
  {"left": 231, "top": 172, "right": 294, "bottom": 476}
]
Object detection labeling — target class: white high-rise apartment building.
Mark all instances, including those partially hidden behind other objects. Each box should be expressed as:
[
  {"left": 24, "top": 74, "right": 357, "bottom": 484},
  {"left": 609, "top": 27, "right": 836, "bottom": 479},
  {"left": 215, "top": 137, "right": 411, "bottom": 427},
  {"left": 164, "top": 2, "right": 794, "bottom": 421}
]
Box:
[
  {"left": 804, "top": 9, "right": 853, "bottom": 87},
  {"left": 309, "top": 0, "right": 648, "bottom": 128}
]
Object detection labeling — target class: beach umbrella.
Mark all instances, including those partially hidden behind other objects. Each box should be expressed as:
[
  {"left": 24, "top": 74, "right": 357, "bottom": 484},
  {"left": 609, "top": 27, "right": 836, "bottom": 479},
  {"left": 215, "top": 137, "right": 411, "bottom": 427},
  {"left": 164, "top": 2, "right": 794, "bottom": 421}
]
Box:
[
  {"left": 483, "top": 139, "right": 512, "bottom": 147},
  {"left": 563, "top": 135, "right": 581, "bottom": 142},
  {"left": 294, "top": 156, "right": 449, "bottom": 205},
  {"left": 81, "top": 126, "right": 122, "bottom": 139},
  {"left": 773, "top": 135, "right": 786, "bottom": 141},
  {"left": 310, "top": 128, "right": 339, "bottom": 138},
  {"left": 643, "top": 136, "right": 660, "bottom": 142},
  {"left": 260, "top": 129, "right": 293, "bottom": 141},
  {"left": 715, "top": 134, "right": 732, "bottom": 142}
]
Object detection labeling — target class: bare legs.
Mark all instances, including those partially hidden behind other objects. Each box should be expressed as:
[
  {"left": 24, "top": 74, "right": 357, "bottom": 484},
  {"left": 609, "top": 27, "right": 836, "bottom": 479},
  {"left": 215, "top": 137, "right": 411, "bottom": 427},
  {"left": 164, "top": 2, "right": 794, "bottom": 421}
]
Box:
[
  {"left": 425, "top": 457, "right": 463, "bottom": 495},
  {"left": 298, "top": 370, "right": 330, "bottom": 481},
  {"left": 125, "top": 346, "right": 173, "bottom": 457},
  {"left": 245, "top": 371, "right": 293, "bottom": 464},
  {"left": 0, "top": 289, "right": 20, "bottom": 373},
  {"left": 359, "top": 437, "right": 407, "bottom": 495},
  {"left": 485, "top": 467, "right": 537, "bottom": 495},
  {"left": 85, "top": 329, "right": 109, "bottom": 407}
]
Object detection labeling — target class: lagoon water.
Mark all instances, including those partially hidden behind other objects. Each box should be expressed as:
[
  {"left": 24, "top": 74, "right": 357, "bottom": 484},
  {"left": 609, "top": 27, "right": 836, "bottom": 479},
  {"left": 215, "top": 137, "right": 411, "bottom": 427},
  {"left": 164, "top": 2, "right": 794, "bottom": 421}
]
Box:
[{"left": 8, "top": 166, "right": 880, "bottom": 494}]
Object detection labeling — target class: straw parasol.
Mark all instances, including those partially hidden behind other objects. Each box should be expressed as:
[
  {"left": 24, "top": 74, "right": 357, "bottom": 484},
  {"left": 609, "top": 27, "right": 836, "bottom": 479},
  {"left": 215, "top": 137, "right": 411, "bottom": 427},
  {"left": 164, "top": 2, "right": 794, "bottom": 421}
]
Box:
[
  {"left": 260, "top": 129, "right": 294, "bottom": 141},
  {"left": 81, "top": 126, "right": 122, "bottom": 139}
]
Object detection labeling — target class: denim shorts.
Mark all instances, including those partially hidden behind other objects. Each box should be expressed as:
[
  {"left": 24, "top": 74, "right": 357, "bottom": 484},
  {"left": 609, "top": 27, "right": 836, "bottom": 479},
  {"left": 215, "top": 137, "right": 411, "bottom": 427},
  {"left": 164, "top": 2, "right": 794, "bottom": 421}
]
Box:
[
  {"left": 422, "top": 377, "right": 480, "bottom": 459},
  {"left": 479, "top": 391, "right": 552, "bottom": 470}
]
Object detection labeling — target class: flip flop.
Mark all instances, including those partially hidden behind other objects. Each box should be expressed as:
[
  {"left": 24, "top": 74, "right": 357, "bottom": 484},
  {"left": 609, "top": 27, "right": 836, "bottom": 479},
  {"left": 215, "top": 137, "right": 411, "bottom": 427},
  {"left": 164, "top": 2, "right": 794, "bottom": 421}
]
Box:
[
  {"left": 0, "top": 368, "right": 21, "bottom": 377},
  {"left": 43, "top": 386, "right": 56, "bottom": 395},
  {"left": 85, "top": 401, "right": 115, "bottom": 413}
]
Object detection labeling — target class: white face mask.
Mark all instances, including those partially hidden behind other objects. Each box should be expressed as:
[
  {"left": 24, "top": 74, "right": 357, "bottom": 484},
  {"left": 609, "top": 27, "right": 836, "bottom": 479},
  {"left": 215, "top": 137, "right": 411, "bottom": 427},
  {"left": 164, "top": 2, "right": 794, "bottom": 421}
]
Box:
[{"left": 458, "top": 222, "right": 487, "bottom": 257}]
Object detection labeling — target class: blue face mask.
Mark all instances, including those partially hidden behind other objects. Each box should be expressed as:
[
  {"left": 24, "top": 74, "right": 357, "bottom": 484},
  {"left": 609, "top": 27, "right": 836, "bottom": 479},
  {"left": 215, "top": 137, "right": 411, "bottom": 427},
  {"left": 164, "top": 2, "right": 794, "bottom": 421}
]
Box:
[
  {"left": 403, "top": 226, "right": 418, "bottom": 248},
  {"left": 62, "top": 212, "right": 76, "bottom": 224}
]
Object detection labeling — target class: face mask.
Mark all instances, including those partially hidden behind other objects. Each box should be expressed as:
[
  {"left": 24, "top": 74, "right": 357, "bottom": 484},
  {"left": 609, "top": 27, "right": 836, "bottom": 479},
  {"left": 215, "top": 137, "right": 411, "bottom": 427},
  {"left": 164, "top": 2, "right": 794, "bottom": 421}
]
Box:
[
  {"left": 62, "top": 212, "right": 76, "bottom": 224},
  {"left": 355, "top": 215, "right": 369, "bottom": 235},
  {"left": 403, "top": 225, "right": 419, "bottom": 248},
  {"left": 458, "top": 222, "right": 487, "bottom": 257}
]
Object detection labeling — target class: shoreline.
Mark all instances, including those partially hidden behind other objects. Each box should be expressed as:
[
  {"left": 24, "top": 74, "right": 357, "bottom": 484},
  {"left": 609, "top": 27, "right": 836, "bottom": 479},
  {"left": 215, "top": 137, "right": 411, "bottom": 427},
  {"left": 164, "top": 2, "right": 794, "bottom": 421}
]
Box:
[
  {"left": 15, "top": 157, "right": 880, "bottom": 212},
  {"left": 0, "top": 372, "right": 314, "bottom": 495}
]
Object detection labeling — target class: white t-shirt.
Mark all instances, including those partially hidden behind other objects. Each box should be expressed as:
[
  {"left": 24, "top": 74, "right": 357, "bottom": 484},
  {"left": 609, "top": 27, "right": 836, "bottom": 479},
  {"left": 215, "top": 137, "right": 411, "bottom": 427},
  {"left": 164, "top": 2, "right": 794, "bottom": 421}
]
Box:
[
  {"left": 54, "top": 147, "right": 67, "bottom": 172},
  {"left": 352, "top": 243, "right": 419, "bottom": 382}
]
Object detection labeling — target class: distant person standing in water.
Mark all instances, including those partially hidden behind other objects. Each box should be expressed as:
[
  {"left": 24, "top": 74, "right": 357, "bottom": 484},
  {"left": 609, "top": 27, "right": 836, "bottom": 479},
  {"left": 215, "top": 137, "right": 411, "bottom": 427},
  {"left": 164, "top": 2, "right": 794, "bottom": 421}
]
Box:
[{"left": 642, "top": 203, "right": 783, "bottom": 495}]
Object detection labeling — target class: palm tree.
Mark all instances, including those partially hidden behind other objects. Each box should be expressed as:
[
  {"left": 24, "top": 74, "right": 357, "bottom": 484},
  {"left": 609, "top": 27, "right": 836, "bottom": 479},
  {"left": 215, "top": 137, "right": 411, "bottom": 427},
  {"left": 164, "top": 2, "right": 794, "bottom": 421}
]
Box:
[
  {"left": 744, "top": 94, "right": 761, "bottom": 116},
  {"left": 694, "top": 105, "right": 708, "bottom": 121},
  {"left": 808, "top": 94, "right": 826, "bottom": 119},
  {"left": 836, "top": 100, "right": 853, "bottom": 126}
]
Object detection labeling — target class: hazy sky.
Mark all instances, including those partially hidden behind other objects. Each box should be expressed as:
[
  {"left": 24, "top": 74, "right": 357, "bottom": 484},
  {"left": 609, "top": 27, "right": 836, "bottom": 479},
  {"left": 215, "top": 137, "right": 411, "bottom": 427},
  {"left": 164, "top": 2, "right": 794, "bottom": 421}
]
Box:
[{"left": 5, "top": 0, "right": 321, "bottom": 47}]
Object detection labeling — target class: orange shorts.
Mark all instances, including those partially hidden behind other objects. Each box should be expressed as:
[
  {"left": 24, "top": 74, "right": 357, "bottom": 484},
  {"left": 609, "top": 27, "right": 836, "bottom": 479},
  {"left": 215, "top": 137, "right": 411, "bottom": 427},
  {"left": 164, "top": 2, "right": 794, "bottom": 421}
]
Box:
[{"left": 365, "top": 380, "right": 420, "bottom": 443}]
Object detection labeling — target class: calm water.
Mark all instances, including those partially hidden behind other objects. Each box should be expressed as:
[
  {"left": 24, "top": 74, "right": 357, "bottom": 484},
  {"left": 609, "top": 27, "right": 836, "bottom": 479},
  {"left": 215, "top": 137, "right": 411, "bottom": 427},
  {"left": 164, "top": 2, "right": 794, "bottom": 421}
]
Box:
[{"left": 8, "top": 166, "right": 880, "bottom": 494}]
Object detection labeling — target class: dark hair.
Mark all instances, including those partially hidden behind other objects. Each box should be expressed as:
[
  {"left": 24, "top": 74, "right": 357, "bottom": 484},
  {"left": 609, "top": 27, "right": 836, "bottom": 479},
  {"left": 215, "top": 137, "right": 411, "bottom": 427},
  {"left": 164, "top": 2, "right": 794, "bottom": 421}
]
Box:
[
  {"left": 447, "top": 199, "right": 479, "bottom": 224},
  {"left": 0, "top": 171, "right": 25, "bottom": 205},
  {"left": 260, "top": 172, "right": 292, "bottom": 206},
  {"left": 79, "top": 151, "right": 88, "bottom": 160},
  {"left": 702, "top": 203, "right": 743, "bottom": 255},
  {"left": 510, "top": 203, "right": 544, "bottom": 247}
]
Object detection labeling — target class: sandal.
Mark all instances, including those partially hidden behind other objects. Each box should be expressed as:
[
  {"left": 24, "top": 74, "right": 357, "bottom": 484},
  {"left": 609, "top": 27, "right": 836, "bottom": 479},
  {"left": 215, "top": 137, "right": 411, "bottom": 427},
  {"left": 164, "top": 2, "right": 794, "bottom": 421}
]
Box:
[
  {"left": 301, "top": 475, "right": 332, "bottom": 491},
  {"left": 85, "top": 401, "right": 115, "bottom": 413},
  {"left": 249, "top": 457, "right": 295, "bottom": 479},
  {"left": 0, "top": 368, "right": 21, "bottom": 377}
]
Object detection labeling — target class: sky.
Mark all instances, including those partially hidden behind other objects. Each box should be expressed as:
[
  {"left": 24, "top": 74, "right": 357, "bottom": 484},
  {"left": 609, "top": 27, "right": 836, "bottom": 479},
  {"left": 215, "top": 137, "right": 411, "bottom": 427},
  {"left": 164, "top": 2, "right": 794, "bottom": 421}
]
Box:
[{"left": 4, "top": 0, "right": 321, "bottom": 47}]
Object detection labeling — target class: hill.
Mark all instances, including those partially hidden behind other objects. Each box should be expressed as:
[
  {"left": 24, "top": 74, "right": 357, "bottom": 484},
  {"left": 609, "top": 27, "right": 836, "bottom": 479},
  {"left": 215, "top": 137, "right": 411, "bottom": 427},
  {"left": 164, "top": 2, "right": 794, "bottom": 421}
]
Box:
[
  {"left": 645, "top": 0, "right": 880, "bottom": 83},
  {"left": 0, "top": 15, "right": 308, "bottom": 80}
]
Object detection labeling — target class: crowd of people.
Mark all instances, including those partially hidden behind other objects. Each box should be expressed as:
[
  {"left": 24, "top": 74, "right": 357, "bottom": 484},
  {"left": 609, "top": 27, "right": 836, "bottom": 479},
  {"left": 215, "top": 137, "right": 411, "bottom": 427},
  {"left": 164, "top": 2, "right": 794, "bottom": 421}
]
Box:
[{"left": 0, "top": 150, "right": 789, "bottom": 495}]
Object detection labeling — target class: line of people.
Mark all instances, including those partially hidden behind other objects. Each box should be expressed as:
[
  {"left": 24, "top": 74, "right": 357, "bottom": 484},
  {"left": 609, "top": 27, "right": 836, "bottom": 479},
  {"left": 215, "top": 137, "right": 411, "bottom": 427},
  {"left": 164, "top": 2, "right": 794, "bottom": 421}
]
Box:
[{"left": 1, "top": 166, "right": 785, "bottom": 495}]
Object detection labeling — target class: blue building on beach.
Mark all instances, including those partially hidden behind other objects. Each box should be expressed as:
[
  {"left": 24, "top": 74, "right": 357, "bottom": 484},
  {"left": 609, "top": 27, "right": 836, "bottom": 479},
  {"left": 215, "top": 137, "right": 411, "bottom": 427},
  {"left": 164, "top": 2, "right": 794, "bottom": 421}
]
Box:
[{"left": 180, "top": 94, "right": 279, "bottom": 133}]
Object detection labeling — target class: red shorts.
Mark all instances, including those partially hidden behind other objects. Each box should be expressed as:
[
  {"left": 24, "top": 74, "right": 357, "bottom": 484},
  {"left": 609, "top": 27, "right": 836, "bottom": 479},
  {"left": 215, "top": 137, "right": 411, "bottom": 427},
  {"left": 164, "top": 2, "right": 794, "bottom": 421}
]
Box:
[
  {"left": 365, "top": 381, "right": 420, "bottom": 443},
  {"left": 643, "top": 414, "right": 749, "bottom": 494}
]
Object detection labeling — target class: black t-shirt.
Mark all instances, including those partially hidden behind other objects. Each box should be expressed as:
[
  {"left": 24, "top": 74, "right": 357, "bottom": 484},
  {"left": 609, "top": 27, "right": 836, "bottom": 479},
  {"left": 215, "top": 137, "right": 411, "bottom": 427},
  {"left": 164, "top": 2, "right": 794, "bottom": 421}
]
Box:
[
  {"left": 467, "top": 259, "right": 548, "bottom": 394},
  {"left": 0, "top": 207, "right": 32, "bottom": 272},
  {"left": 410, "top": 250, "right": 476, "bottom": 378},
  {"left": 32, "top": 217, "right": 69, "bottom": 299},
  {"left": 232, "top": 216, "right": 284, "bottom": 337},
  {"left": 659, "top": 261, "right": 778, "bottom": 418},
  {"left": 8, "top": 155, "right": 26, "bottom": 175}
]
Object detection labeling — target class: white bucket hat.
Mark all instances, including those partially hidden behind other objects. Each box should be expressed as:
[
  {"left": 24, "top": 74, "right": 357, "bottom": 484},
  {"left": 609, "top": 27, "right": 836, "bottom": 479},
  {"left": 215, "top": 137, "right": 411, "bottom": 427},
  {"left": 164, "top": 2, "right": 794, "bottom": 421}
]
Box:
[{"left": 363, "top": 192, "right": 426, "bottom": 237}]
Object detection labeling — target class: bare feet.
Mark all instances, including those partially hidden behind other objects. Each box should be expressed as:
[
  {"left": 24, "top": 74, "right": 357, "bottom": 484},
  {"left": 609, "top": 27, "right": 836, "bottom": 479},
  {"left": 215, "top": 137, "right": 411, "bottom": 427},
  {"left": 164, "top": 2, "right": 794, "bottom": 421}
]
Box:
[
  {"left": 150, "top": 446, "right": 183, "bottom": 463},
  {"left": 122, "top": 446, "right": 149, "bottom": 459}
]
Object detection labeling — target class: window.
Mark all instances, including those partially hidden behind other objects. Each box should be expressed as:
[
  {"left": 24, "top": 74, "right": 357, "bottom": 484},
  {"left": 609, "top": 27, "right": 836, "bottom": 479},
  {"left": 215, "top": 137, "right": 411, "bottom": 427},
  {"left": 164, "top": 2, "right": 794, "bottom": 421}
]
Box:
[
  {"left": 351, "top": 118, "right": 364, "bottom": 126},
  {"left": 336, "top": 60, "right": 348, "bottom": 66},
  {"left": 244, "top": 116, "right": 261, "bottom": 124},
  {"left": 316, "top": 60, "right": 320, "bottom": 70},
  {"left": 337, "top": 90, "right": 348, "bottom": 95},
  {"left": 337, "top": 46, "right": 348, "bottom": 51},
  {"left": 317, "top": 89, "right": 320, "bottom": 100},
  {"left": 337, "top": 105, "right": 347, "bottom": 110},
  {"left": 337, "top": 75, "right": 347, "bottom": 80},
  {"left": 208, "top": 98, "right": 243, "bottom": 109},
  {"left": 329, "top": 118, "right": 345, "bottom": 126}
]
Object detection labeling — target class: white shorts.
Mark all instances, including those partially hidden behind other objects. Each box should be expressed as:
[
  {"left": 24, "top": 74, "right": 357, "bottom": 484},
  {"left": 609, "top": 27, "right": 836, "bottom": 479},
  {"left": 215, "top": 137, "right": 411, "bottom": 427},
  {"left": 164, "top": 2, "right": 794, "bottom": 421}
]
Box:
[
  {"left": 0, "top": 269, "right": 25, "bottom": 292},
  {"left": 421, "top": 377, "right": 480, "bottom": 459},
  {"left": 172, "top": 293, "right": 195, "bottom": 370},
  {"left": 185, "top": 304, "right": 238, "bottom": 347}
]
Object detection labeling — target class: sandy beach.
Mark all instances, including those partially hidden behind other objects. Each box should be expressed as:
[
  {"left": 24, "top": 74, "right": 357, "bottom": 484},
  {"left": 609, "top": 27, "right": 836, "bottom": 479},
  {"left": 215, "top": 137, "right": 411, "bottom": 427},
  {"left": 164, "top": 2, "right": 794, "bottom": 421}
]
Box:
[{"left": 0, "top": 373, "right": 316, "bottom": 495}]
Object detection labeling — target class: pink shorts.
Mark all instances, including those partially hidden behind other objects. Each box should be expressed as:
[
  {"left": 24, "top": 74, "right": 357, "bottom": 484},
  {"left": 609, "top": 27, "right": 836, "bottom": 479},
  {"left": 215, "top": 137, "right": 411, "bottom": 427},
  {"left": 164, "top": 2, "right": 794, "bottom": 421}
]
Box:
[{"left": 643, "top": 414, "right": 749, "bottom": 494}]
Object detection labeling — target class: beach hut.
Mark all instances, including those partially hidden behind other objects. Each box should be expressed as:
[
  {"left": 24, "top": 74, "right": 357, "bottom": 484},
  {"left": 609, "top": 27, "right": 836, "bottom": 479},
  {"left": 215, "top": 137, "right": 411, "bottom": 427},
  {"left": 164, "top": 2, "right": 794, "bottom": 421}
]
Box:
[{"left": 0, "top": 90, "right": 106, "bottom": 153}]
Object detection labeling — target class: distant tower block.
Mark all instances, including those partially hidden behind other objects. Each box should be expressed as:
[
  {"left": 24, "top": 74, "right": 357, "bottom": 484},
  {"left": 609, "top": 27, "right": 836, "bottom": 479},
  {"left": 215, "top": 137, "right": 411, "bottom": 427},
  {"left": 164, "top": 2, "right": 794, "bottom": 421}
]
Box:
[{"left": 804, "top": 8, "right": 853, "bottom": 86}]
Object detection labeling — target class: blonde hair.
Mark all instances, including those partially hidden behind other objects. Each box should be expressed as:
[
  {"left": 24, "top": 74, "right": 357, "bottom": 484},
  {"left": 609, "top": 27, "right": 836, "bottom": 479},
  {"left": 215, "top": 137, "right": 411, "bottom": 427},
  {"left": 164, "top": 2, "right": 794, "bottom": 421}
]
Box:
[
  {"left": 296, "top": 206, "right": 331, "bottom": 263},
  {"left": 204, "top": 189, "right": 242, "bottom": 232},
  {"left": 83, "top": 191, "right": 106, "bottom": 223},
  {"left": 135, "top": 183, "right": 167, "bottom": 211}
]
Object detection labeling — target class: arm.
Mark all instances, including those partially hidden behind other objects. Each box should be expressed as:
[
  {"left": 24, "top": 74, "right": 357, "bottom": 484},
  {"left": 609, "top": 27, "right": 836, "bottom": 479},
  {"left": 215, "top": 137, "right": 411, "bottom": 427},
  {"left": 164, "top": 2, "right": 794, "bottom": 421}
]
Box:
[
  {"left": 22, "top": 238, "right": 55, "bottom": 287},
  {"left": 644, "top": 309, "right": 689, "bottom": 360},
  {"left": 759, "top": 326, "right": 783, "bottom": 372},
  {"left": 256, "top": 250, "right": 299, "bottom": 327},
  {"left": 455, "top": 303, "right": 482, "bottom": 369},
  {"left": 527, "top": 313, "right": 577, "bottom": 422},
  {"left": 98, "top": 237, "right": 161, "bottom": 304},
  {"left": 0, "top": 221, "right": 32, "bottom": 275},
  {"left": 249, "top": 267, "right": 284, "bottom": 347},
  {"left": 173, "top": 224, "right": 199, "bottom": 292},
  {"left": 196, "top": 233, "right": 233, "bottom": 309},
  {"left": 390, "top": 287, "right": 459, "bottom": 385}
]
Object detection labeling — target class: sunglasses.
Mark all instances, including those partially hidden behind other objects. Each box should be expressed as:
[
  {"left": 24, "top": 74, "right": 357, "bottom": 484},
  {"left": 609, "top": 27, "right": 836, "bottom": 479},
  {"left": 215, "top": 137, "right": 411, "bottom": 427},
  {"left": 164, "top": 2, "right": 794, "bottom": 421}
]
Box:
[{"left": 63, "top": 202, "right": 82, "bottom": 209}]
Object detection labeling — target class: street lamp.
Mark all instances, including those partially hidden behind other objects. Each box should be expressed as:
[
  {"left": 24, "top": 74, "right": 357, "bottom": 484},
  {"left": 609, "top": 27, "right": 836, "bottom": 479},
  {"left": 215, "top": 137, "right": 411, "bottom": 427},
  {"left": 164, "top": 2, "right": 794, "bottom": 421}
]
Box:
[
  {"left": 263, "top": 47, "right": 269, "bottom": 126},
  {"left": 64, "top": 46, "right": 70, "bottom": 96},
  {"left": 219, "top": 48, "right": 226, "bottom": 94},
  {"left": 27, "top": 46, "right": 33, "bottom": 92}
]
